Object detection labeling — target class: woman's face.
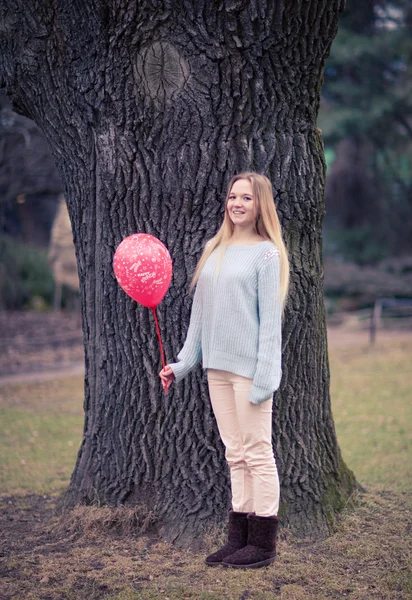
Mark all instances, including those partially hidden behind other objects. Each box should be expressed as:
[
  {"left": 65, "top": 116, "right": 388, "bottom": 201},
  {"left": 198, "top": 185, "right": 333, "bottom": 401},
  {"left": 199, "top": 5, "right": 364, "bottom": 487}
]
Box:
[{"left": 227, "top": 179, "right": 257, "bottom": 229}]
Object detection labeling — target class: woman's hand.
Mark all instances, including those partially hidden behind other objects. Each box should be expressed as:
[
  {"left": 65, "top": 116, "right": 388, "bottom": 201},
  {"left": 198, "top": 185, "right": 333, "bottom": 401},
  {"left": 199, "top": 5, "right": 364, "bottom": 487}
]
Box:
[{"left": 159, "top": 365, "right": 175, "bottom": 392}]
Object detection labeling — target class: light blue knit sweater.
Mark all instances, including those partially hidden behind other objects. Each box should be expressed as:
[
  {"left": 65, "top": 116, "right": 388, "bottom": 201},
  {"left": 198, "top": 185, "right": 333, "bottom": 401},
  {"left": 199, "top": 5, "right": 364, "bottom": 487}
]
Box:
[{"left": 169, "top": 241, "right": 282, "bottom": 404}]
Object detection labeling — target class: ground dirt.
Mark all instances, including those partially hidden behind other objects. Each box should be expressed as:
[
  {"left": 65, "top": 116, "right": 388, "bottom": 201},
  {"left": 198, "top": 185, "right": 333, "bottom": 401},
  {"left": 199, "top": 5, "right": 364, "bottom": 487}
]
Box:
[
  {"left": 0, "top": 311, "right": 83, "bottom": 379},
  {"left": 0, "top": 489, "right": 411, "bottom": 600}
]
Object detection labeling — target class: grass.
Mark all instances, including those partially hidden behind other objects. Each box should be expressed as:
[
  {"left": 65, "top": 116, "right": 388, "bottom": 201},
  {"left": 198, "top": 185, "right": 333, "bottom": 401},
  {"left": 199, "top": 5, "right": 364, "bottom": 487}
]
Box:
[
  {"left": 0, "top": 330, "right": 411, "bottom": 599},
  {"left": 0, "top": 377, "right": 84, "bottom": 494},
  {"left": 329, "top": 332, "right": 412, "bottom": 491}
]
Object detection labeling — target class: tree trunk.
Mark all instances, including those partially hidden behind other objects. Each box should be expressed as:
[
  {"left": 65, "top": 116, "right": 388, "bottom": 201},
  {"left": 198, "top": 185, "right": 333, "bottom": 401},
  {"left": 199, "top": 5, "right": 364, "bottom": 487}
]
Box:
[{"left": 0, "top": 0, "right": 356, "bottom": 544}]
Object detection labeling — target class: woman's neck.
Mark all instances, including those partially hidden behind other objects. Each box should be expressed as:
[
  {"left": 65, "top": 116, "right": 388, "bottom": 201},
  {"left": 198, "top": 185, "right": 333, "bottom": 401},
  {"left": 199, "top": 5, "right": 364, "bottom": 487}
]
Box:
[{"left": 229, "top": 228, "right": 265, "bottom": 245}]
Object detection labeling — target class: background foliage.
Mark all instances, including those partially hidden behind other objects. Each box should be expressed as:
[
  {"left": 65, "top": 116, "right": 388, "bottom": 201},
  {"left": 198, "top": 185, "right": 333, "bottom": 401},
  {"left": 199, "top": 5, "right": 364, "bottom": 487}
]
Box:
[
  {"left": 0, "top": 234, "right": 54, "bottom": 310},
  {"left": 319, "top": 0, "right": 412, "bottom": 263}
]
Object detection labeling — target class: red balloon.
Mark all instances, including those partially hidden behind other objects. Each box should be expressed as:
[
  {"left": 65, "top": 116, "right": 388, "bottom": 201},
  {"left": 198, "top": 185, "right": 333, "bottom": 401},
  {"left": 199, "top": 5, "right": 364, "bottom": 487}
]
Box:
[{"left": 113, "top": 234, "right": 172, "bottom": 308}]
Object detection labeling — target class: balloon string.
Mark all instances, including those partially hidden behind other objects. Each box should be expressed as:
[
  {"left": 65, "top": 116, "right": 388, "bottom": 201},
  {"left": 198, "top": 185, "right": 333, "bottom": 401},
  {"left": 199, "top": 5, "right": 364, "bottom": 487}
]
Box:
[
  {"left": 151, "top": 305, "right": 166, "bottom": 369},
  {"left": 151, "top": 307, "right": 168, "bottom": 395}
]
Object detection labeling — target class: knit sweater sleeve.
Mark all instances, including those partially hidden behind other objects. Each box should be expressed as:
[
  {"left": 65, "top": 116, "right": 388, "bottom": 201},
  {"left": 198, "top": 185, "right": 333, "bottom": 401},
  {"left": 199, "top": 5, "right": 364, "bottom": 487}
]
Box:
[
  {"left": 249, "top": 249, "right": 282, "bottom": 404},
  {"left": 168, "top": 284, "right": 202, "bottom": 382}
]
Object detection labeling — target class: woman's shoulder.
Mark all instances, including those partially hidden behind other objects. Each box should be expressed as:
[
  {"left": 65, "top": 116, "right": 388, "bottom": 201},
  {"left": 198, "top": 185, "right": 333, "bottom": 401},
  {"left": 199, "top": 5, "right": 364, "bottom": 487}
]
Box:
[
  {"left": 255, "top": 240, "right": 279, "bottom": 257},
  {"left": 262, "top": 242, "right": 279, "bottom": 258},
  {"left": 255, "top": 241, "right": 280, "bottom": 272}
]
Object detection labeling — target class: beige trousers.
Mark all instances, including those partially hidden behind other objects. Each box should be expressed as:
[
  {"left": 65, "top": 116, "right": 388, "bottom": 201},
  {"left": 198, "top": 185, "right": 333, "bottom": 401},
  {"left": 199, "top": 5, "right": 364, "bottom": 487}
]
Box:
[{"left": 207, "top": 369, "right": 280, "bottom": 517}]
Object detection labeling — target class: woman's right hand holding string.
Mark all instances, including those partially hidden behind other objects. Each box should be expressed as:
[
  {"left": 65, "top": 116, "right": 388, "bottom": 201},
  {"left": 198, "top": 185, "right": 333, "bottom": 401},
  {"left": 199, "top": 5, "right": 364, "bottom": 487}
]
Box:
[{"left": 159, "top": 365, "right": 175, "bottom": 392}]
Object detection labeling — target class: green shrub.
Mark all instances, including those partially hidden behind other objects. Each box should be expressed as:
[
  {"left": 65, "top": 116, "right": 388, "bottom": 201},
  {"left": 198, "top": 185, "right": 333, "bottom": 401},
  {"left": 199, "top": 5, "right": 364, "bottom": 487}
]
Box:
[{"left": 0, "top": 235, "right": 54, "bottom": 309}]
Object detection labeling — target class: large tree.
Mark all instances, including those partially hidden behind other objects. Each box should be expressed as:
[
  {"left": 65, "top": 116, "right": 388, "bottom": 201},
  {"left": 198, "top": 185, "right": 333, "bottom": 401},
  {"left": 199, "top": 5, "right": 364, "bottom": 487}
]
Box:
[{"left": 0, "top": 0, "right": 356, "bottom": 544}]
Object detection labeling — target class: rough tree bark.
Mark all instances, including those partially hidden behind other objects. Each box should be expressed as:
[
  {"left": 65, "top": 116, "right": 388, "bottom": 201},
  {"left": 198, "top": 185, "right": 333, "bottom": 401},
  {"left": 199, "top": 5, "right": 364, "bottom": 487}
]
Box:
[{"left": 0, "top": 0, "right": 356, "bottom": 544}]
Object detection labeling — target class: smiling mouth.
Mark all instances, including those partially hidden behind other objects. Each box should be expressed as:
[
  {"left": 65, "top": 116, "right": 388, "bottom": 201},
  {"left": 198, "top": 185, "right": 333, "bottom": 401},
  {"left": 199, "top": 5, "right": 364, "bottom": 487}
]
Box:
[{"left": 232, "top": 211, "right": 245, "bottom": 215}]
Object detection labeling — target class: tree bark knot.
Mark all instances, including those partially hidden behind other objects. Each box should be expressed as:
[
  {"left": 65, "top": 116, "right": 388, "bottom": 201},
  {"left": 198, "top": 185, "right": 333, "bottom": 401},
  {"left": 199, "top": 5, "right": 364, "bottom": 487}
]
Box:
[{"left": 135, "top": 42, "right": 189, "bottom": 104}]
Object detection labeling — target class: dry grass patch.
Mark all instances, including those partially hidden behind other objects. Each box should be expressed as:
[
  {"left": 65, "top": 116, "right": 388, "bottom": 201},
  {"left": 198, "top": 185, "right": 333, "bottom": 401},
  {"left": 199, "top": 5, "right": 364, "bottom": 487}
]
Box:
[{"left": 52, "top": 504, "right": 157, "bottom": 541}]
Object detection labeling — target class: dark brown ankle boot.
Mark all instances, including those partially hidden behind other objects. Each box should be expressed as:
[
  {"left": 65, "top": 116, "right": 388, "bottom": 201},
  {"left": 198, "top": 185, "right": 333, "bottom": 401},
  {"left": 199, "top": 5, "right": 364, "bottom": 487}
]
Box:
[
  {"left": 222, "top": 513, "right": 280, "bottom": 569},
  {"left": 205, "top": 510, "right": 249, "bottom": 567}
]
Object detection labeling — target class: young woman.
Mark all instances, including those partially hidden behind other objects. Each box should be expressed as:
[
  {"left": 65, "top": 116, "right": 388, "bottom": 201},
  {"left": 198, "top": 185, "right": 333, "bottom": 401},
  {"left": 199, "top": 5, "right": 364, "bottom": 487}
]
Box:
[{"left": 159, "top": 172, "right": 289, "bottom": 569}]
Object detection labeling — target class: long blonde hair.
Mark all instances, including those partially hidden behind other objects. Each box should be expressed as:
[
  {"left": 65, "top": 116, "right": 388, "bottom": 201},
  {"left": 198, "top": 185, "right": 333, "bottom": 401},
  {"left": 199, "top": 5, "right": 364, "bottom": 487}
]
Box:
[{"left": 191, "top": 172, "right": 290, "bottom": 309}]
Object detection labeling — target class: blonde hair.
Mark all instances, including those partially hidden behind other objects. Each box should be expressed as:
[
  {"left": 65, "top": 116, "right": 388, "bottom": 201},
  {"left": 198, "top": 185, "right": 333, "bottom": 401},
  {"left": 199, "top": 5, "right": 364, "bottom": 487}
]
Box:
[{"left": 191, "top": 172, "right": 290, "bottom": 309}]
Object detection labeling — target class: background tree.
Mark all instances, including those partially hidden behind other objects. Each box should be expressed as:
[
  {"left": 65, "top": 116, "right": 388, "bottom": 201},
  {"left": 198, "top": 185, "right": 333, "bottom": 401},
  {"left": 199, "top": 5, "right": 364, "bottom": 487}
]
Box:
[
  {"left": 0, "top": 92, "right": 62, "bottom": 309},
  {"left": 0, "top": 92, "right": 62, "bottom": 246},
  {"left": 0, "top": 0, "right": 356, "bottom": 544},
  {"left": 320, "top": 0, "right": 412, "bottom": 262}
]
